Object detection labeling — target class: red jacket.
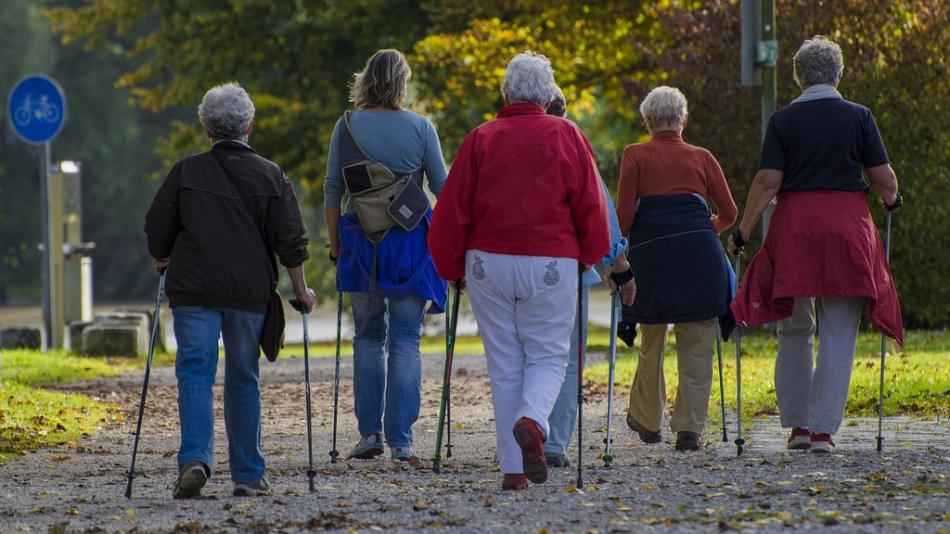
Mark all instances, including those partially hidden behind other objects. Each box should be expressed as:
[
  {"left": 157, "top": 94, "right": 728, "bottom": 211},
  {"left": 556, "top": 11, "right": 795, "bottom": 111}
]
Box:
[
  {"left": 731, "top": 191, "right": 903, "bottom": 345},
  {"left": 428, "top": 103, "right": 610, "bottom": 281}
]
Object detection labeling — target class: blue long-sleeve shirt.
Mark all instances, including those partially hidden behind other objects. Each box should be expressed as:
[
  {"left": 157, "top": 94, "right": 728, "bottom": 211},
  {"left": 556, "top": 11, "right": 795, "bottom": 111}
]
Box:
[
  {"left": 324, "top": 109, "right": 448, "bottom": 211},
  {"left": 585, "top": 174, "right": 628, "bottom": 287}
]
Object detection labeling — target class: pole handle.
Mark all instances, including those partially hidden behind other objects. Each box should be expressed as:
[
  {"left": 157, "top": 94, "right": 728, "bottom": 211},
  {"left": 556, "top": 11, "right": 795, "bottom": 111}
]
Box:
[{"left": 289, "top": 298, "right": 308, "bottom": 314}]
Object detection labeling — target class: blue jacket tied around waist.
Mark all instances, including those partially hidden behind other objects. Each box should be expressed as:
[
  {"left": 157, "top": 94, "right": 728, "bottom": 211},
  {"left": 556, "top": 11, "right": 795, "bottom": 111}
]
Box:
[
  {"left": 337, "top": 210, "right": 447, "bottom": 314},
  {"left": 621, "top": 194, "right": 731, "bottom": 325}
]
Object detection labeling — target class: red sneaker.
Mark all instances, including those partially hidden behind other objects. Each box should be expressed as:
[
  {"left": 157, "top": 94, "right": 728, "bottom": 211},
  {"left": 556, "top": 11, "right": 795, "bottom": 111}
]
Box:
[
  {"left": 502, "top": 474, "right": 529, "bottom": 490},
  {"left": 787, "top": 427, "right": 811, "bottom": 450},
  {"left": 512, "top": 417, "right": 548, "bottom": 484},
  {"left": 810, "top": 432, "right": 836, "bottom": 454}
]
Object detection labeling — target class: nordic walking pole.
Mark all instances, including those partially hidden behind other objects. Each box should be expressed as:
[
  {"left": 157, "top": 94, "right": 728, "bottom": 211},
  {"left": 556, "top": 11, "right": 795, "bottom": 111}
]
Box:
[
  {"left": 432, "top": 285, "right": 462, "bottom": 473},
  {"left": 876, "top": 212, "right": 893, "bottom": 452},
  {"left": 576, "top": 272, "right": 586, "bottom": 488},
  {"left": 716, "top": 329, "right": 728, "bottom": 442},
  {"left": 290, "top": 298, "right": 317, "bottom": 491},
  {"left": 602, "top": 291, "right": 620, "bottom": 467},
  {"left": 733, "top": 254, "right": 745, "bottom": 457},
  {"left": 125, "top": 268, "right": 166, "bottom": 499},
  {"left": 445, "top": 294, "right": 454, "bottom": 459},
  {"left": 329, "top": 291, "right": 343, "bottom": 463}
]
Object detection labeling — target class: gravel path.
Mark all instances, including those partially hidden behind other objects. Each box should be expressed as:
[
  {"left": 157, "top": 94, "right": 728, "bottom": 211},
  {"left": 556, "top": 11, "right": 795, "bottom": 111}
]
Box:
[{"left": 2, "top": 350, "right": 948, "bottom": 533}]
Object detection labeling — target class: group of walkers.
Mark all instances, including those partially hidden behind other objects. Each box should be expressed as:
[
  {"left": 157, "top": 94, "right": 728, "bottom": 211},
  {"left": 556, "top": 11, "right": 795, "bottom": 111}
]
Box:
[{"left": 144, "top": 35, "right": 903, "bottom": 498}]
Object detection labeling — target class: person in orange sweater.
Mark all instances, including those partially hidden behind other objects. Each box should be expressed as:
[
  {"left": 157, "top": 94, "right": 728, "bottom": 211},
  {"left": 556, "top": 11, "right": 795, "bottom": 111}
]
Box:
[
  {"left": 428, "top": 52, "right": 610, "bottom": 490},
  {"left": 611, "top": 86, "right": 737, "bottom": 452}
]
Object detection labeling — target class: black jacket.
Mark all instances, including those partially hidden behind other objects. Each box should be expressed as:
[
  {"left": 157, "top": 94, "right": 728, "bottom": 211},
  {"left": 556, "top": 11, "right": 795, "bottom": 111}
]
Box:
[{"left": 145, "top": 141, "right": 308, "bottom": 313}]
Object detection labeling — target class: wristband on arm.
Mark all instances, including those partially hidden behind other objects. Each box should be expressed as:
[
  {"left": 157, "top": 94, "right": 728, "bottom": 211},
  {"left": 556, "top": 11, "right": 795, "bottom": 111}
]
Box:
[
  {"left": 884, "top": 191, "right": 903, "bottom": 211},
  {"left": 609, "top": 267, "right": 635, "bottom": 286}
]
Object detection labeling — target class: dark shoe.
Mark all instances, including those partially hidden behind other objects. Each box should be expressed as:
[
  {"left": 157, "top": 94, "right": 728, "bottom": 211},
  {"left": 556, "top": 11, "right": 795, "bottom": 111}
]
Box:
[
  {"left": 545, "top": 452, "right": 570, "bottom": 468},
  {"left": 787, "top": 427, "right": 811, "bottom": 450},
  {"left": 512, "top": 417, "right": 548, "bottom": 484},
  {"left": 501, "top": 473, "right": 529, "bottom": 490},
  {"left": 233, "top": 477, "right": 271, "bottom": 497},
  {"left": 626, "top": 412, "right": 662, "bottom": 444},
  {"left": 675, "top": 431, "right": 701, "bottom": 452},
  {"left": 173, "top": 461, "right": 208, "bottom": 500}
]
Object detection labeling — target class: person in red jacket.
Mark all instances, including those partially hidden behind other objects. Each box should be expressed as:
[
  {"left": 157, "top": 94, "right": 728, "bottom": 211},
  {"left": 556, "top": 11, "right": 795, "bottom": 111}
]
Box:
[
  {"left": 728, "top": 36, "right": 903, "bottom": 454},
  {"left": 428, "top": 51, "right": 610, "bottom": 490}
]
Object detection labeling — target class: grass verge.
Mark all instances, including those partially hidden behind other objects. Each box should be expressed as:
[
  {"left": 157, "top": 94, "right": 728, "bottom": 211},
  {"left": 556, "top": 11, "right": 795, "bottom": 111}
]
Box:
[
  {"left": 0, "top": 349, "right": 155, "bottom": 462},
  {"left": 586, "top": 329, "right": 950, "bottom": 420},
  {"left": 0, "top": 381, "right": 118, "bottom": 462}
]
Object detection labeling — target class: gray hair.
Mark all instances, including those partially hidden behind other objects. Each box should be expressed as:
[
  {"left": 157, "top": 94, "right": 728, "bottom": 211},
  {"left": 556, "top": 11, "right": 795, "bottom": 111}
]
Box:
[
  {"left": 501, "top": 51, "right": 557, "bottom": 106},
  {"left": 639, "top": 86, "right": 688, "bottom": 133},
  {"left": 793, "top": 36, "right": 844, "bottom": 88},
  {"left": 198, "top": 82, "right": 255, "bottom": 140}
]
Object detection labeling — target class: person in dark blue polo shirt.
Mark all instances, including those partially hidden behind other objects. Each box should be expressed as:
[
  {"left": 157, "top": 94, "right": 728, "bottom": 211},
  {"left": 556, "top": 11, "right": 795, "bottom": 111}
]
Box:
[{"left": 728, "top": 36, "right": 903, "bottom": 455}]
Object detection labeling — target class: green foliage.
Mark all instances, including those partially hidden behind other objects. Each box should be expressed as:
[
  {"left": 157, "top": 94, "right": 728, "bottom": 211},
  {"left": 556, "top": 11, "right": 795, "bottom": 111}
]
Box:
[
  {"left": 655, "top": 0, "right": 950, "bottom": 326},
  {"left": 586, "top": 329, "right": 950, "bottom": 420},
  {"left": 34, "top": 0, "right": 950, "bottom": 322}
]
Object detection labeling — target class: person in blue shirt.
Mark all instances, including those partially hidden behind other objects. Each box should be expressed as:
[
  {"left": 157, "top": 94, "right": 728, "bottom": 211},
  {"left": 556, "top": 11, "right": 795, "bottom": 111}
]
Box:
[
  {"left": 544, "top": 88, "right": 632, "bottom": 468},
  {"left": 324, "top": 49, "right": 448, "bottom": 462}
]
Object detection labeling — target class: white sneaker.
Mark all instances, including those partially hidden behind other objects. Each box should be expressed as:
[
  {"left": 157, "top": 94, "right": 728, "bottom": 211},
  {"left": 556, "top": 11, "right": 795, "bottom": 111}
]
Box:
[
  {"left": 810, "top": 433, "right": 836, "bottom": 454},
  {"left": 787, "top": 427, "right": 811, "bottom": 450}
]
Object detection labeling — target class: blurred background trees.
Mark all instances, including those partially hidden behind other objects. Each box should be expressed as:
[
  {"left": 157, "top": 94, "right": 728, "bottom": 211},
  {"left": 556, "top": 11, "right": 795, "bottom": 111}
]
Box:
[{"left": 2, "top": 0, "right": 946, "bottom": 326}]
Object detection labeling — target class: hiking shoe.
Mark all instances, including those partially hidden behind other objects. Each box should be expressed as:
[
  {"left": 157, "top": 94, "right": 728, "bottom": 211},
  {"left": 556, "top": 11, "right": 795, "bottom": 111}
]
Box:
[
  {"left": 172, "top": 461, "right": 208, "bottom": 500},
  {"left": 626, "top": 412, "right": 662, "bottom": 444},
  {"left": 787, "top": 427, "right": 811, "bottom": 450},
  {"left": 391, "top": 446, "right": 413, "bottom": 461},
  {"left": 502, "top": 473, "right": 529, "bottom": 491},
  {"left": 810, "top": 433, "right": 836, "bottom": 454},
  {"left": 512, "top": 417, "right": 548, "bottom": 484},
  {"left": 545, "top": 452, "right": 570, "bottom": 468},
  {"left": 233, "top": 478, "right": 271, "bottom": 497},
  {"left": 349, "top": 433, "right": 384, "bottom": 459},
  {"left": 675, "top": 431, "right": 701, "bottom": 452}
]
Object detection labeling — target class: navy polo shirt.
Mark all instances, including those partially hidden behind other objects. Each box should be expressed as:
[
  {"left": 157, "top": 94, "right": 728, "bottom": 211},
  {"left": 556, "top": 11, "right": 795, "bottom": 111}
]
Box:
[{"left": 759, "top": 98, "right": 889, "bottom": 192}]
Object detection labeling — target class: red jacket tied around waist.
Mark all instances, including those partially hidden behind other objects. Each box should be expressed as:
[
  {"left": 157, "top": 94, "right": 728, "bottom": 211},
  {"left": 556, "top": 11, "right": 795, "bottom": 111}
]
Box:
[
  {"left": 428, "top": 103, "right": 610, "bottom": 281},
  {"left": 731, "top": 190, "right": 903, "bottom": 345}
]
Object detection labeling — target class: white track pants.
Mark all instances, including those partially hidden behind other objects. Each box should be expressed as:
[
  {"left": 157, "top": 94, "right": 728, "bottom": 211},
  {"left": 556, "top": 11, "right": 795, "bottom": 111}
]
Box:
[{"left": 465, "top": 249, "right": 578, "bottom": 474}]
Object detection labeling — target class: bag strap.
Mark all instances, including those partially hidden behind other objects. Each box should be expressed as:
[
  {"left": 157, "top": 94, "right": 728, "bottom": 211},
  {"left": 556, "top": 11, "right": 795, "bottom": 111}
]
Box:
[
  {"left": 342, "top": 111, "right": 378, "bottom": 164},
  {"left": 341, "top": 111, "right": 422, "bottom": 178},
  {"left": 209, "top": 148, "right": 278, "bottom": 282}
]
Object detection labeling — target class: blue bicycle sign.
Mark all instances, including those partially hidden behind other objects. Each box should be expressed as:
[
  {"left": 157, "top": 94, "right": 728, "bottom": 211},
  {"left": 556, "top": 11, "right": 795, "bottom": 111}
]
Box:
[{"left": 7, "top": 75, "right": 66, "bottom": 144}]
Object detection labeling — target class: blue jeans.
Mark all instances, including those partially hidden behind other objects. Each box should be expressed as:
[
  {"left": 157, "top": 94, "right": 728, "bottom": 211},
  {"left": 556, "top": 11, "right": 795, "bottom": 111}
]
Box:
[
  {"left": 173, "top": 306, "right": 265, "bottom": 484},
  {"left": 351, "top": 293, "right": 427, "bottom": 448},
  {"left": 545, "top": 286, "right": 589, "bottom": 456}
]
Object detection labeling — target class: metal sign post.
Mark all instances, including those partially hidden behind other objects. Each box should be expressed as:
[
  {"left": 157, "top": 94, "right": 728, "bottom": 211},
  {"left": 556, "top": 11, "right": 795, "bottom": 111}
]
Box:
[
  {"left": 7, "top": 75, "right": 67, "bottom": 350},
  {"left": 741, "top": 0, "right": 778, "bottom": 237}
]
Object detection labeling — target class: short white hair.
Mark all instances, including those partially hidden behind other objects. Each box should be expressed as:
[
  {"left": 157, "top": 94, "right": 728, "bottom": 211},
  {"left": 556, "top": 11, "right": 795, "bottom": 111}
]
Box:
[
  {"left": 198, "top": 82, "right": 255, "bottom": 140},
  {"left": 639, "top": 86, "right": 688, "bottom": 133},
  {"left": 793, "top": 36, "right": 844, "bottom": 88},
  {"left": 501, "top": 51, "right": 557, "bottom": 106}
]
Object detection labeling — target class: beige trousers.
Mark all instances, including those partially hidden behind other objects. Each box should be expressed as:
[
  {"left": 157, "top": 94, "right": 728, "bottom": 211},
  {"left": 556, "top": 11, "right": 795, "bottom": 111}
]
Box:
[{"left": 627, "top": 319, "right": 717, "bottom": 434}]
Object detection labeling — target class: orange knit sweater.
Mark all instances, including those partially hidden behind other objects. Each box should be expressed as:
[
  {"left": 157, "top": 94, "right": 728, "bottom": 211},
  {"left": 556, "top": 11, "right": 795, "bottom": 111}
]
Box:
[{"left": 616, "top": 130, "right": 737, "bottom": 235}]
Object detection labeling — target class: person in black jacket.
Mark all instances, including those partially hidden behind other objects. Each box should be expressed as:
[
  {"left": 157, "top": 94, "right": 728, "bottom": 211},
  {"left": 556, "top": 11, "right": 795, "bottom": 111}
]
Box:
[{"left": 145, "top": 82, "right": 313, "bottom": 499}]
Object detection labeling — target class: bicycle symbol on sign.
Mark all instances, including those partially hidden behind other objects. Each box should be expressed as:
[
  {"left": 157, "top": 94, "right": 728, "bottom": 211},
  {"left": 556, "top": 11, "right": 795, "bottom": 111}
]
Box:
[{"left": 13, "top": 94, "right": 61, "bottom": 126}]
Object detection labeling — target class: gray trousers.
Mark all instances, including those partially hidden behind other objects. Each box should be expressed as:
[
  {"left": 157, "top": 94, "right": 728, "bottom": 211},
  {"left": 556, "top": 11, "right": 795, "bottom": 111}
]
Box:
[{"left": 775, "top": 296, "right": 865, "bottom": 435}]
